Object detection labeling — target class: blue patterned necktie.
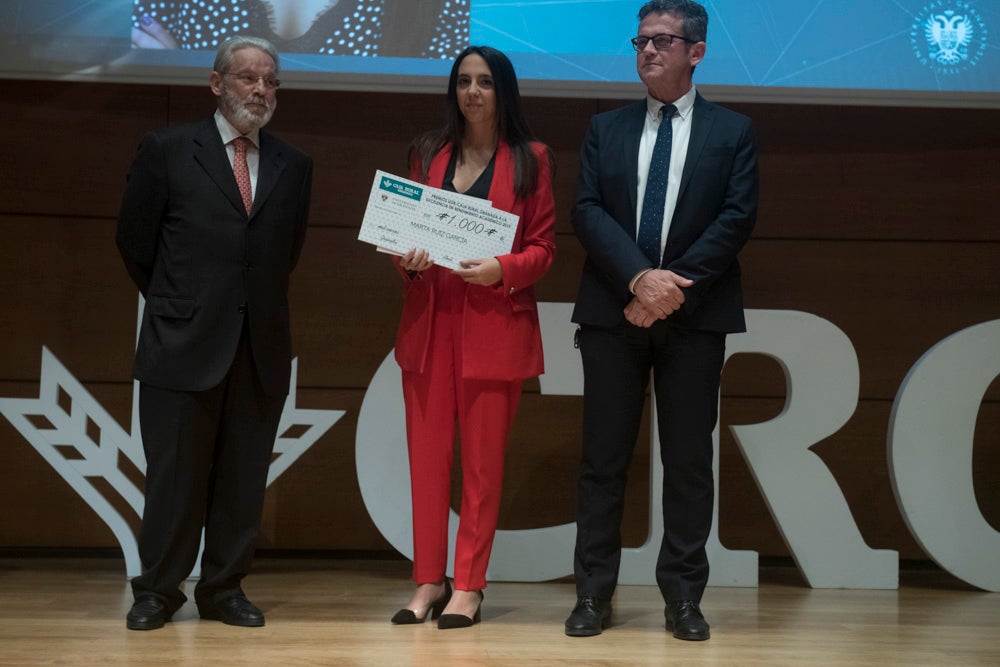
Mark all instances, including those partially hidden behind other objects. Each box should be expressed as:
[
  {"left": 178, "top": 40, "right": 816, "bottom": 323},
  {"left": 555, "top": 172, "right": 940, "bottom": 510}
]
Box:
[{"left": 637, "top": 104, "right": 676, "bottom": 266}]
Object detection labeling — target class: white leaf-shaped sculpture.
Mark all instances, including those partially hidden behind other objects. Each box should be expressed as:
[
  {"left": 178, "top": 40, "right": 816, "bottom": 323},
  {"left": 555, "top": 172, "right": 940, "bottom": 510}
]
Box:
[{"left": 0, "top": 347, "right": 344, "bottom": 577}]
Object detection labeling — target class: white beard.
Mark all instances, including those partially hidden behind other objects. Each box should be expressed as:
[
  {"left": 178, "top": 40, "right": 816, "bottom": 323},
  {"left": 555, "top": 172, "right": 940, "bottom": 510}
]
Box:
[{"left": 221, "top": 84, "right": 276, "bottom": 131}]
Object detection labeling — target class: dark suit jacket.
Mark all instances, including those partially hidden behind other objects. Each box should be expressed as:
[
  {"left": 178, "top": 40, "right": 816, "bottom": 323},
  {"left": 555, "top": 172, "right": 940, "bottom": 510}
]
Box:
[
  {"left": 571, "top": 93, "right": 758, "bottom": 333},
  {"left": 116, "top": 118, "right": 312, "bottom": 396}
]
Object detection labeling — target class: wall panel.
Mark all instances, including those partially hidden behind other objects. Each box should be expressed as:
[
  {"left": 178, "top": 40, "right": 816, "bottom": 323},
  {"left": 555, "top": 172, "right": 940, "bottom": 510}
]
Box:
[{"left": 1, "top": 82, "right": 997, "bottom": 574}]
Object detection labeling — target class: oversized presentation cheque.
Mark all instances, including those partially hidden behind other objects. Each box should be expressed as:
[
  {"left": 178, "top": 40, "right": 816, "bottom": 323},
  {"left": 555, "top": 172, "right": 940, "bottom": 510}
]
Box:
[{"left": 358, "top": 170, "right": 519, "bottom": 271}]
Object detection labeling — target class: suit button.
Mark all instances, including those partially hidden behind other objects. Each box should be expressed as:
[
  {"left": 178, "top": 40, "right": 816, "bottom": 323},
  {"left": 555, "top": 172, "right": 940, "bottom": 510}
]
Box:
[
  {"left": 238, "top": 304, "right": 247, "bottom": 313},
  {"left": 245, "top": 263, "right": 254, "bottom": 271}
]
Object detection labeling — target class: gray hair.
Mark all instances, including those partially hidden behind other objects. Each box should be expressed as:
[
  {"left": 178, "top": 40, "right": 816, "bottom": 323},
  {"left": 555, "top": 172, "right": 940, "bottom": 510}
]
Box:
[{"left": 213, "top": 36, "right": 280, "bottom": 74}]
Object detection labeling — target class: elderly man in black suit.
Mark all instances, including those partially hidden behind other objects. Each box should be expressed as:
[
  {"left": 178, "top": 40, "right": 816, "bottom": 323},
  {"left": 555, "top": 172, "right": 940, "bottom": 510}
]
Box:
[
  {"left": 564, "top": 0, "right": 758, "bottom": 641},
  {"left": 116, "top": 35, "right": 312, "bottom": 630}
]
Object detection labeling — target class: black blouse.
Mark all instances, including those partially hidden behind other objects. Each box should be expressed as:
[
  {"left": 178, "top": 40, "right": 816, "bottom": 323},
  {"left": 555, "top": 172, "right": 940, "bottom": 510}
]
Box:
[{"left": 442, "top": 150, "right": 496, "bottom": 200}]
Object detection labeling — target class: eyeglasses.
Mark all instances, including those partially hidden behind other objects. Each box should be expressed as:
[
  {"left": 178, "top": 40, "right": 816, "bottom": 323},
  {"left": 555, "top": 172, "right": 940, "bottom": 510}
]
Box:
[
  {"left": 222, "top": 72, "right": 281, "bottom": 90},
  {"left": 630, "top": 33, "right": 696, "bottom": 52}
]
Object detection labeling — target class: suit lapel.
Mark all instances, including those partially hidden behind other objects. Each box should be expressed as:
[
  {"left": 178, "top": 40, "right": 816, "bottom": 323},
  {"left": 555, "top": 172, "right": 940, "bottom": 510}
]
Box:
[
  {"left": 622, "top": 100, "right": 646, "bottom": 237},
  {"left": 678, "top": 93, "right": 714, "bottom": 204},
  {"left": 251, "top": 131, "right": 287, "bottom": 219},
  {"left": 427, "top": 144, "right": 452, "bottom": 188},
  {"left": 486, "top": 141, "right": 514, "bottom": 212},
  {"left": 192, "top": 121, "right": 287, "bottom": 220},
  {"left": 193, "top": 120, "right": 247, "bottom": 217}
]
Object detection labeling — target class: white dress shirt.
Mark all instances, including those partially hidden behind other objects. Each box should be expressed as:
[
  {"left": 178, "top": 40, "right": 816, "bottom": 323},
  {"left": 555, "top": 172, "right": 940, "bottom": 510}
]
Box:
[
  {"left": 629, "top": 85, "right": 696, "bottom": 293},
  {"left": 636, "top": 85, "right": 696, "bottom": 258},
  {"left": 214, "top": 109, "right": 261, "bottom": 199}
]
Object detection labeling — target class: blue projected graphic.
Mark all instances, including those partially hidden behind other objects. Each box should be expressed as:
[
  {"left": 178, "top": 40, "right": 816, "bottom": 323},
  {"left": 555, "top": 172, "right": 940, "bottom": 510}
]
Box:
[
  {"left": 0, "top": 0, "right": 996, "bottom": 104},
  {"left": 473, "top": 0, "right": 996, "bottom": 94}
]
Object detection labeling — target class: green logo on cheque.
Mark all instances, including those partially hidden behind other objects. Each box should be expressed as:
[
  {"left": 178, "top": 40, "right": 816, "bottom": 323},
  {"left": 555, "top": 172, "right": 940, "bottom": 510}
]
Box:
[{"left": 380, "top": 176, "right": 423, "bottom": 201}]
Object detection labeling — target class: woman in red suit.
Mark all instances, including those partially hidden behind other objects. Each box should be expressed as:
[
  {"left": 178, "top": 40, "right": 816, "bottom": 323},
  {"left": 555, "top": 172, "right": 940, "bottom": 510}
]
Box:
[{"left": 389, "top": 45, "right": 556, "bottom": 629}]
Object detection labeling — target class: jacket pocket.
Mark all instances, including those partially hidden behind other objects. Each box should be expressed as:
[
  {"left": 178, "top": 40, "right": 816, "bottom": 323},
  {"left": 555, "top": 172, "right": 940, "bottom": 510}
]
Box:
[
  {"left": 509, "top": 286, "right": 537, "bottom": 313},
  {"left": 147, "top": 295, "right": 196, "bottom": 320}
]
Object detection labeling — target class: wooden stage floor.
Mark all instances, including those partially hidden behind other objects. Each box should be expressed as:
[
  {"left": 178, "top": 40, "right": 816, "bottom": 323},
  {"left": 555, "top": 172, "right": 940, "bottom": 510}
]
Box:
[{"left": 0, "top": 557, "right": 997, "bottom": 666}]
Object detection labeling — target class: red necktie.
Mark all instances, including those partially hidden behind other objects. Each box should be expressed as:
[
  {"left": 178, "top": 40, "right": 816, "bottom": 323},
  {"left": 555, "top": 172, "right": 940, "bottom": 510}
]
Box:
[{"left": 232, "top": 136, "right": 253, "bottom": 215}]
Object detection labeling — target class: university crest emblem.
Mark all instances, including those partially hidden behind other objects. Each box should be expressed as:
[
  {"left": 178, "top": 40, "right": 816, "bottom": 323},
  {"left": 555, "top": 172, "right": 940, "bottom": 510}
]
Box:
[{"left": 910, "top": 2, "right": 987, "bottom": 75}]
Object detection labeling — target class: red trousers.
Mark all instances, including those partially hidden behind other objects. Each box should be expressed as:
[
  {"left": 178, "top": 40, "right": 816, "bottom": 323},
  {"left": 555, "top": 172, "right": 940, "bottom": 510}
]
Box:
[{"left": 401, "top": 272, "right": 522, "bottom": 591}]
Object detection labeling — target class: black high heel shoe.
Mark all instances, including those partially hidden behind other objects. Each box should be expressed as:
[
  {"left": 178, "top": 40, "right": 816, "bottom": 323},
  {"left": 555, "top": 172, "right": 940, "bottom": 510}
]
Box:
[
  {"left": 390, "top": 580, "right": 452, "bottom": 624},
  {"left": 437, "top": 590, "right": 484, "bottom": 630}
]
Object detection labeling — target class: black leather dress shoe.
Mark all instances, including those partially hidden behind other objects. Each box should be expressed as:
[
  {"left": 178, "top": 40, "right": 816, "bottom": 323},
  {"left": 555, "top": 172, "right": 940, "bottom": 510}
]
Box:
[
  {"left": 126, "top": 596, "right": 171, "bottom": 631},
  {"left": 198, "top": 595, "right": 265, "bottom": 627},
  {"left": 665, "top": 600, "right": 710, "bottom": 641},
  {"left": 564, "top": 596, "right": 611, "bottom": 637}
]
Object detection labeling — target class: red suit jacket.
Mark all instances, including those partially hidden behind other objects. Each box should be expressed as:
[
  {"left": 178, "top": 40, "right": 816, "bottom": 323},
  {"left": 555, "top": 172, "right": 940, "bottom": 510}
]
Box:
[{"left": 394, "top": 141, "right": 556, "bottom": 381}]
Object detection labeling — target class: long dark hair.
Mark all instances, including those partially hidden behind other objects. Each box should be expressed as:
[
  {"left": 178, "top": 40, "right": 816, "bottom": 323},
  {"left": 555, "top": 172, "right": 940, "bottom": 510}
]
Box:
[{"left": 408, "top": 45, "right": 549, "bottom": 201}]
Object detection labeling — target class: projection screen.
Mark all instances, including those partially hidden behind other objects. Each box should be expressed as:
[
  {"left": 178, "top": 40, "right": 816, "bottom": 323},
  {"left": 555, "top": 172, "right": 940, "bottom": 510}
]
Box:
[{"left": 1, "top": 1, "right": 997, "bottom": 107}]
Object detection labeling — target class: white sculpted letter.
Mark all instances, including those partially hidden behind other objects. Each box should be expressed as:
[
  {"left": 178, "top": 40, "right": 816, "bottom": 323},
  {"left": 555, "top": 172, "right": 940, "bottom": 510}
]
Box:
[
  {"left": 722, "top": 310, "right": 898, "bottom": 588},
  {"left": 889, "top": 320, "right": 1000, "bottom": 592},
  {"left": 356, "top": 307, "right": 899, "bottom": 587}
]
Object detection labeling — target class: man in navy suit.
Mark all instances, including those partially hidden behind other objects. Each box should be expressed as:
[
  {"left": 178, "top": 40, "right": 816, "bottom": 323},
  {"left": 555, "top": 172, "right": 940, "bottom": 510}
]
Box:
[
  {"left": 565, "top": 0, "right": 758, "bottom": 640},
  {"left": 116, "top": 35, "right": 312, "bottom": 630}
]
